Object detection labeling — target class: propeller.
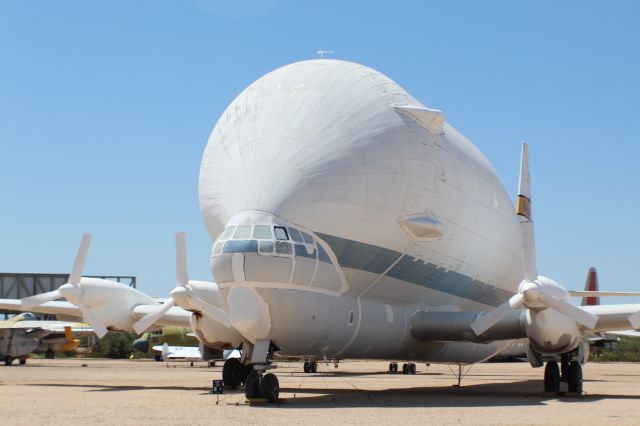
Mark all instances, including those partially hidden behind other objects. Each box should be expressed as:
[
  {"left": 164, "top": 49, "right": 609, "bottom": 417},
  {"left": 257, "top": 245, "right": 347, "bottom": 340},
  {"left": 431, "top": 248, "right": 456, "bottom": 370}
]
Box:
[
  {"left": 21, "top": 234, "right": 109, "bottom": 338},
  {"left": 132, "top": 232, "right": 230, "bottom": 334},
  {"left": 470, "top": 143, "right": 598, "bottom": 336}
]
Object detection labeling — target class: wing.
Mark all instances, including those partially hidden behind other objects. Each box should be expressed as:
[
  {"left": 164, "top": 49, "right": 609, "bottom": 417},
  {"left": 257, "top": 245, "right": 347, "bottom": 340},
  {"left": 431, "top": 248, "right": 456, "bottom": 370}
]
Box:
[
  {"left": 152, "top": 345, "right": 201, "bottom": 359},
  {"left": 0, "top": 299, "right": 83, "bottom": 318},
  {"left": 0, "top": 298, "right": 192, "bottom": 329},
  {"left": 581, "top": 304, "right": 640, "bottom": 332},
  {"left": 9, "top": 320, "right": 93, "bottom": 334},
  {"left": 132, "top": 305, "right": 191, "bottom": 328}
]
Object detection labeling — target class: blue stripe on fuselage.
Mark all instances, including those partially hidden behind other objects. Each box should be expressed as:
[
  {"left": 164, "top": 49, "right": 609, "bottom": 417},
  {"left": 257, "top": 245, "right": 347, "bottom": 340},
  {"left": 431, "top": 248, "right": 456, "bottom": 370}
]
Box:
[{"left": 316, "top": 233, "right": 512, "bottom": 307}]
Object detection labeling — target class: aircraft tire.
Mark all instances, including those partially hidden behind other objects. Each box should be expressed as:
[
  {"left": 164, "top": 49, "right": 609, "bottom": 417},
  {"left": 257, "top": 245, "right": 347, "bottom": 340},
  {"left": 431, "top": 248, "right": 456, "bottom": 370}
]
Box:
[
  {"left": 4, "top": 357, "right": 13, "bottom": 366},
  {"left": 223, "top": 357, "right": 242, "bottom": 388},
  {"left": 45, "top": 349, "right": 55, "bottom": 359},
  {"left": 19, "top": 357, "right": 27, "bottom": 365},
  {"left": 303, "top": 361, "right": 309, "bottom": 373},
  {"left": 409, "top": 363, "right": 416, "bottom": 375},
  {"left": 310, "top": 361, "right": 317, "bottom": 373},
  {"left": 544, "top": 361, "right": 560, "bottom": 393},
  {"left": 259, "top": 373, "right": 280, "bottom": 403},
  {"left": 402, "top": 363, "right": 409, "bottom": 374},
  {"left": 154, "top": 355, "right": 162, "bottom": 362},
  {"left": 244, "top": 372, "right": 261, "bottom": 399},
  {"left": 567, "top": 361, "right": 583, "bottom": 394}
]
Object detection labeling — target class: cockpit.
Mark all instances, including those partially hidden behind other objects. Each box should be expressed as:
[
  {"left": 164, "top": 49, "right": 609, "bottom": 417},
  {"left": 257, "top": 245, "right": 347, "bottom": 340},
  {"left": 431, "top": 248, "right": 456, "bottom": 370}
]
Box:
[{"left": 210, "top": 214, "right": 342, "bottom": 293}]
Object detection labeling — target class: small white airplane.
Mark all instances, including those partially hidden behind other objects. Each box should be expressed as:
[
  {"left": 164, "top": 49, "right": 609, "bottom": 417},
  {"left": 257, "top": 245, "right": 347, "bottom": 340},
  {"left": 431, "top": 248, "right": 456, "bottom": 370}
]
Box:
[{"left": 3, "top": 59, "right": 640, "bottom": 403}]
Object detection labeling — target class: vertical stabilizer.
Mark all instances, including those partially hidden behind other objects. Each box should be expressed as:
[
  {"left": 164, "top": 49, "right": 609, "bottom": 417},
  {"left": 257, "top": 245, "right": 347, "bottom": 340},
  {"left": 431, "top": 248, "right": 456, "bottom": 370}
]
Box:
[{"left": 581, "top": 267, "right": 600, "bottom": 306}]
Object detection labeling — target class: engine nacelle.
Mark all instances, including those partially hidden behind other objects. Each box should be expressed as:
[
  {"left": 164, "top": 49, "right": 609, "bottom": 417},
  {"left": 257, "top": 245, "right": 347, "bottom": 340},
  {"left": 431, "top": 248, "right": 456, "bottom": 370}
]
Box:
[
  {"left": 73, "top": 278, "right": 158, "bottom": 333},
  {"left": 525, "top": 308, "right": 580, "bottom": 354},
  {"left": 190, "top": 314, "right": 243, "bottom": 349}
]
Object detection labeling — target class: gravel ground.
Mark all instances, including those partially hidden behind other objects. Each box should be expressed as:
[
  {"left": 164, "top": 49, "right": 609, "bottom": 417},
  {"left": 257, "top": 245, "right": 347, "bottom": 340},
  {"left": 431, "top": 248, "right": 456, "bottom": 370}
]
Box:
[{"left": 1, "top": 358, "right": 639, "bottom": 425}]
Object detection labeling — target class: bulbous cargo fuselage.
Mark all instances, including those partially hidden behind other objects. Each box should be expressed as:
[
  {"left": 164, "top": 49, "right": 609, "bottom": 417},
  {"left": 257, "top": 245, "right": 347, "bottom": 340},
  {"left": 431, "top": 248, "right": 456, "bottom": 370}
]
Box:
[{"left": 199, "top": 60, "right": 526, "bottom": 362}]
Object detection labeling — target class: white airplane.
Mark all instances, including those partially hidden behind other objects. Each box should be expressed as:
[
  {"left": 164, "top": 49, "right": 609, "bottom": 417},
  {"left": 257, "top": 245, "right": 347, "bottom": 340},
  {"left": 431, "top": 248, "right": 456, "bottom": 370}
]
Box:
[{"left": 4, "top": 59, "right": 640, "bottom": 403}]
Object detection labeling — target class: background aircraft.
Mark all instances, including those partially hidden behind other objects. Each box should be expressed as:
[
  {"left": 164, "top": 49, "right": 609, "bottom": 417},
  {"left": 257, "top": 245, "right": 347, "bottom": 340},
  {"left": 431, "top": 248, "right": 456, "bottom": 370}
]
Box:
[{"left": 0, "top": 312, "right": 92, "bottom": 365}]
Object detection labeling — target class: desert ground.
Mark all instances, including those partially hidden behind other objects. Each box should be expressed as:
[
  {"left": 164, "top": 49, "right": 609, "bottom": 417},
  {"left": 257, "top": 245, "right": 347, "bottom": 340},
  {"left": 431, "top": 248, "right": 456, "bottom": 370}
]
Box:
[{"left": 1, "top": 358, "right": 640, "bottom": 425}]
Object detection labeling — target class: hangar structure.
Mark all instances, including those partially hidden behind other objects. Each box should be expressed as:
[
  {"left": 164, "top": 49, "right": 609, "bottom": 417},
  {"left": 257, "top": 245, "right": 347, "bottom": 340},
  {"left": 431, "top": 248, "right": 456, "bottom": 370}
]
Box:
[{"left": 0, "top": 273, "right": 136, "bottom": 319}]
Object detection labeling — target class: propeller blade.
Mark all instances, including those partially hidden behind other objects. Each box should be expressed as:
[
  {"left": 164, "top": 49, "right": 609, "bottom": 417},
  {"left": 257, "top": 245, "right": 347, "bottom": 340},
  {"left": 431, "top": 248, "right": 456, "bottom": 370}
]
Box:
[
  {"left": 537, "top": 292, "right": 599, "bottom": 329},
  {"left": 132, "top": 298, "right": 176, "bottom": 334},
  {"left": 75, "top": 297, "right": 109, "bottom": 338},
  {"left": 190, "top": 297, "right": 231, "bottom": 328},
  {"left": 470, "top": 293, "right": 524, "bottom": 336},
  {"left": 69, "top": 233, "right": 92, "bottom": 285},
  {"left": 176, "top": 232, "right": 188, "bottom": 287},
  {"left": 21, "top": 290, "right": 63, "bottom": 309},
  {"left": 628, "top": 312, "right": 640, "bottom": 330},
  {"left": 517, "top": 143, "right": 538, "bottom": 282}
]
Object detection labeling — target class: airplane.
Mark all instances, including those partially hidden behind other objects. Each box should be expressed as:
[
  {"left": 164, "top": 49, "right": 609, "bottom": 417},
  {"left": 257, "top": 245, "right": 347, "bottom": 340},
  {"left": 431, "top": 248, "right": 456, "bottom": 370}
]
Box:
[
  {"left": 4, "top": 59, "right": 640, "bottom": 402},
  {"left": 132, "top": 325, "right": 240, "bottom": 364},
  {"left": 132, "top": 326, "right": 200, "bottom": 361},
  {"left": 0, "top": 312, "right": 92, "bottom": 365}
]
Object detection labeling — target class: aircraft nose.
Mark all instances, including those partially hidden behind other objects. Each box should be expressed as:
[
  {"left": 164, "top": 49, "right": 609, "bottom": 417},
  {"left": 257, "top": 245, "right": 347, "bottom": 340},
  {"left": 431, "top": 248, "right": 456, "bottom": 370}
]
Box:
[{"left": 132, "top": 338, "right": 149, "bottom": 353}]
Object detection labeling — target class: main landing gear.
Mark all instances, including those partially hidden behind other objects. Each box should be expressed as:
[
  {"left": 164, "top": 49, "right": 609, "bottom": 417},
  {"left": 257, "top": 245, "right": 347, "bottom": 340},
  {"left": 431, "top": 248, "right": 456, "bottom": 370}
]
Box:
[
  {"left": 388, "top": 362, "right": 416, "bottom": 374},
  {"left": 544, "top": 360, "right": 583, "bottom": 394},
  {"left": 303, "top": 360, "right": 317, "bottom": 373}
]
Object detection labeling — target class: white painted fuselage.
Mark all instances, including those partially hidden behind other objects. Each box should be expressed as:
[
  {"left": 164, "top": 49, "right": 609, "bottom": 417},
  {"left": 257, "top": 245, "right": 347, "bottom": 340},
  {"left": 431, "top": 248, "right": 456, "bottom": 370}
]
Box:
[{"left": 198, "top": 60, "right": 524, "bottom": 363}]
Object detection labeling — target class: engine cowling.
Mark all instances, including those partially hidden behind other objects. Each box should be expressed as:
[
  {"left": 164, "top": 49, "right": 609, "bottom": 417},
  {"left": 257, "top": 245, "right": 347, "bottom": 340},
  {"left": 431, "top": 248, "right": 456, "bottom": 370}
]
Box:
[{"left": 524, "top": 308, "right": 580, "bottom": 354}]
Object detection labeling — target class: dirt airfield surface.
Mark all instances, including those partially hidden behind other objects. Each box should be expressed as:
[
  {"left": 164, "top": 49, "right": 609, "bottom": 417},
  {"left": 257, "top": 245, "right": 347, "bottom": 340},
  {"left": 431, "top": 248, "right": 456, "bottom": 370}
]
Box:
[{"left": 1, "top": 358, "right": 640, "bottom": 425}]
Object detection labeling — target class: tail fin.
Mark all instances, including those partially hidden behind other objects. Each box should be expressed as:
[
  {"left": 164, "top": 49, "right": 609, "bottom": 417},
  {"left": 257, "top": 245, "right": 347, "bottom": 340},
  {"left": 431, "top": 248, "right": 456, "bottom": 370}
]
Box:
[
  {"left": 581, "top": 267, "right": 600, "bottom": 306},
  {"left": 162, "top": 343, "right": 169, "bottom": 361}
]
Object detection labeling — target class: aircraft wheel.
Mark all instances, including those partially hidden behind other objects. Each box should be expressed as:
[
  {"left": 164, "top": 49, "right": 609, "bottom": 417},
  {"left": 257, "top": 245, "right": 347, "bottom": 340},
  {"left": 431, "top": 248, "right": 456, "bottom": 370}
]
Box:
[
  {"left": 19, "top": 357, "right": 27, "bottom": 365},
  {"left": 303, "top": 361, "right": 309, "bottom": 373},
  {"left": 4, "top": 357, "right": 13, "bottom": 366},
  {"left": 223, "top": 357, "right": 243, "bottom": 388},
  {"left": 154, "top": 355, "right": 162, "bottom": 362},
  {"left": 393, "top": 363, "right": 398, "bottom": 372},
  {"left": 310, "top": 361, "right": 317, "bottom": 373},
  {"left": 402, "top": 363, "right": 409, "bottom": 374},
  {"left": 45, "top": 349, "right": 55, "bottom": 359},
  {"left": 567, "top": 361, "right": 583, "bottom": 394},
  {"left": 409, "top": 363, "right": 416, "bottom": 375},
  {"left": 244, "top": 372, "right": 261, "bottom": 399},
  {"left": 259, "top": 373, "right": 280, "bottom": 403},
  {"left": 543, "top": 361, "right": 560, "bottom": 393},
  {"left": 388, "top": 363, "right": 394, "bottom": 373}
]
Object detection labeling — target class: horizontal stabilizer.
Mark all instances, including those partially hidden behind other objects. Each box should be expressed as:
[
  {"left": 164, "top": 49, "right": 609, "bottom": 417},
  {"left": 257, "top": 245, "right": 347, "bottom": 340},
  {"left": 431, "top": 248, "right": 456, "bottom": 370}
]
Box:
[{"left": 570, "top": 291, "right": 640, "bottom": 298}]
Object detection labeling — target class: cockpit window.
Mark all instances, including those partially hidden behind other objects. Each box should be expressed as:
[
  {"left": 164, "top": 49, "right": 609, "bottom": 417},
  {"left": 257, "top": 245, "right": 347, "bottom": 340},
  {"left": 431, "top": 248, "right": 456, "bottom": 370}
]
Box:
[
  {"left": 288, "top": 228, "right": 303, "bottom": 243},
  {"left": 219, "top": 226, "right": 235, "bottom": 240},
  {"left": 274, "top": 226, "right": 289, "bottom": 240},
  {"left": 233, "top": 225, "right": 252, "bottom": 239},
  {"left": 213, "top": 241, "right": 224, "bottom": 255},
  {"left": 275, "top": 240, "right": 292, "bottom": 255},
  {"left": 253, "top": 225, "right": 272, "bottom": 239},
  {"left": 301, "top": 232, "right": 314, "bottom": 244},
  {"left": 258, "top": 240, "right": 274, "bottom": 254}
]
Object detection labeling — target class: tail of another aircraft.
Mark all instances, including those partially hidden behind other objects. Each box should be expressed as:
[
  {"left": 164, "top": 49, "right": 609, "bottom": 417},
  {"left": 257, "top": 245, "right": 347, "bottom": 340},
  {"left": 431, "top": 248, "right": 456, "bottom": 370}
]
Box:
[{"left": 581, "top": 267, "right": 600, "bottom": 306}]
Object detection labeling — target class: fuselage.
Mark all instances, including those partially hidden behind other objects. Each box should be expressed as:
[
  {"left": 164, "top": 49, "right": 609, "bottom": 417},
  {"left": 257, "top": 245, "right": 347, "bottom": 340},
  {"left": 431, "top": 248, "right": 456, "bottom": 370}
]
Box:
[{"left": 198, "top": 59, "right": 525, "bottom": 363}]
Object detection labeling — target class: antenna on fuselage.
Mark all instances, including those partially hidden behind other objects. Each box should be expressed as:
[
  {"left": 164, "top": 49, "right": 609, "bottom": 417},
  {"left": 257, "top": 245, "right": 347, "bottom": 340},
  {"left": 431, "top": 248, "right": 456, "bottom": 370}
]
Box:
[{"left": 317, "top": 50, "right": 335, "bottom": 59}]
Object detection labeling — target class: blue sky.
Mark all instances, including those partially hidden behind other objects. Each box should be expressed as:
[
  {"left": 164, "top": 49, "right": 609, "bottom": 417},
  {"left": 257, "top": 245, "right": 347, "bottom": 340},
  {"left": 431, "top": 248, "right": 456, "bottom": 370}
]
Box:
[{"left": 1, "top": 0, "right": 639, "bottom": 299}]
